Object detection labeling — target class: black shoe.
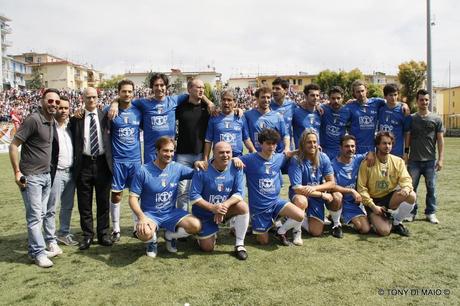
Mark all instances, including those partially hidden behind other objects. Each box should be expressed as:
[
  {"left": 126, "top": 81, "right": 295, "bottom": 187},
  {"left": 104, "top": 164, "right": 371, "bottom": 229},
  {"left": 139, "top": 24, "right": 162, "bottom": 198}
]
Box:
[
  {"left": 234, "top": 245, "right": 248, "bottom": 260},
  {"left": 392, "top": 223, "right": 410, "bottom": 237},
  {"left": 274, "top": 232, "right": 293, "bottom": 246},
  {"left": 111, "top": 231, "right": 121, "bottom": 243},
  {"left": 331, "top": 225, "right": 343, "bottom": 238},
  {"left": 98, "top": 235, "right": 113, "bottom": 246},
  {"left": 79, "top": 237, "right": 93, "bottom": 250}
]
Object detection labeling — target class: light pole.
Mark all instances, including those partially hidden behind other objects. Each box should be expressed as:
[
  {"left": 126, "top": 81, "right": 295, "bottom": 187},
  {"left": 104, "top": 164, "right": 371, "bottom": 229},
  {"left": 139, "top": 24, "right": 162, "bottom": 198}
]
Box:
[{"left": 427, "top": 0, "right": 433, "bottom": 111}]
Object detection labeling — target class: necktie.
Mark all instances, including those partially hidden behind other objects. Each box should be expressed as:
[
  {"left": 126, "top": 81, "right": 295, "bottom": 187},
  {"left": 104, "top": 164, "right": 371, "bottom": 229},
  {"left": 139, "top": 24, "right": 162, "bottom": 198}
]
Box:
[{"left": 89, "top": 113, "right": 99, "bottom": 156}]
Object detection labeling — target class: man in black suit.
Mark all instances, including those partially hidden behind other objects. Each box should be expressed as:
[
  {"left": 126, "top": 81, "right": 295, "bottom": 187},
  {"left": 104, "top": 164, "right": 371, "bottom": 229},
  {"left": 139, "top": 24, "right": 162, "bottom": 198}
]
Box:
[{"left": 70, "top": 87, "right": 113, "bottom": 250}]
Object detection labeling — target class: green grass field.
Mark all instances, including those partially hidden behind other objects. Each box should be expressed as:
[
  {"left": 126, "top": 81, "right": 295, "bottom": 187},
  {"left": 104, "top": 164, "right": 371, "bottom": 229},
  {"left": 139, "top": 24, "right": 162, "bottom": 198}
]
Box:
[{"left": 0, "top": 139, "right": 459, "bottom": 306}]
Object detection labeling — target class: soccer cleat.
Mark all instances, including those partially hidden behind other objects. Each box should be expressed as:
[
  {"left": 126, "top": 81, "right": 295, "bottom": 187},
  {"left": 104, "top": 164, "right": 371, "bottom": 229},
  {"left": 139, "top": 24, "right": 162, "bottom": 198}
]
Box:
[
  {"left": 234, "top": 245, "right": 248, "bottom": 260},
  {"left": 392, "top": 223, "right": 410, "bottom": 237},
  {"left": 426, "top": 214, "right": 439, "bottom": 224},
  {"left": 35, "top": 254, "right": 53, "bottom": 268},
  {"left": 146, "top": 241, "right": 158, "bottom": 258},
  {"left": 403, "top": 213, "right": 415, "bottom": 222},
  {"left": 56, "top": 234, "right": 79, "bottom": 246},
  {"left": 164, "top": 231, "right": 178, "bottom": 253},
  {"left": 111, "top": 231, "right": 121, "bottom": 242},
  {"left": 292, "top": 230, "right": 303, "bottom": 246},
  {"left": 46, "top": 242, "right": 63, "bottom": 258},
  {"left": 274, "top": 232, "right": 293, "bottom": 246},
  {"left": 331, "top": 225, "right": 343, "bottom": 238}
]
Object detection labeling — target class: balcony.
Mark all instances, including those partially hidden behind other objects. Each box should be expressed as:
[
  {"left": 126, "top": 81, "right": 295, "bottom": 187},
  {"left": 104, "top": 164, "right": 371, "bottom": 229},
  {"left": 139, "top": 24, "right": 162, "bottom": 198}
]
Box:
[
  {"left": 1, "top": 40, "right": 12, "bottom": 47},
  {"left": 1, "top": 26, "right": 12, "bottom": 34}
]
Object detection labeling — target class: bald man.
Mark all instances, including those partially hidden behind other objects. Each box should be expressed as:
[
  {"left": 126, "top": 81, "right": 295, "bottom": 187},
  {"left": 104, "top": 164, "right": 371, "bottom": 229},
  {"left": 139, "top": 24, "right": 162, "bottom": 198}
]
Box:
[
  {"left": 70, "top": 87, "right": 113, "bottom": 250},
  {"left": 190, "top": 142, "right": 249, "bottom": 260}
]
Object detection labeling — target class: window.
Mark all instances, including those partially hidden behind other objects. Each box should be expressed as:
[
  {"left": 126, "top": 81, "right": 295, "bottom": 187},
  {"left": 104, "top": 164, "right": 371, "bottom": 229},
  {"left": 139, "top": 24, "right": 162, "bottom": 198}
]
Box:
[{"left": 298, "top": 79, "right": 303, "bottom": 86}]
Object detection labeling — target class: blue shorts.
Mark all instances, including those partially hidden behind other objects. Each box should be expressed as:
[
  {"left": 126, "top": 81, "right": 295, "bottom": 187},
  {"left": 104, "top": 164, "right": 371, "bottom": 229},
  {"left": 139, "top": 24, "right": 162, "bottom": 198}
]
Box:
[
  {"left": 196, "top": 216, "right": 220, "bottom": 238},
  {"left": 251, "top": 199, "right": 289, "bottom": 234},
  {"left": 144, "top": 209, "right": 190, "bottom": 232},
  {"left": 342, "top": 200, "right": 367, "bottom": 224},
  {"left": 112, "top": 161, "right": 141, "bottom": 192},
  {"left": 307, "top": 197, "right": 326, "bottom": 222}
]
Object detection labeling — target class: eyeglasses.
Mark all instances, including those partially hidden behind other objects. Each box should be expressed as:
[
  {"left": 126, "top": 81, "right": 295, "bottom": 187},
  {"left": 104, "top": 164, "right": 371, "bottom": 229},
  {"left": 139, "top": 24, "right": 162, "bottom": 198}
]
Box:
[{"left": 47, "top": 99, "right": 60, "bottom": 105}]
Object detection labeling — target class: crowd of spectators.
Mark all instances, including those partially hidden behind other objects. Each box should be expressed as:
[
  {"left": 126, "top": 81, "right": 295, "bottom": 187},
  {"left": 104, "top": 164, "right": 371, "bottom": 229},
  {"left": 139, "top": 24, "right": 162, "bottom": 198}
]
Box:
[{"left": 0, "top": 84, "right": 312, "bottom": 125}]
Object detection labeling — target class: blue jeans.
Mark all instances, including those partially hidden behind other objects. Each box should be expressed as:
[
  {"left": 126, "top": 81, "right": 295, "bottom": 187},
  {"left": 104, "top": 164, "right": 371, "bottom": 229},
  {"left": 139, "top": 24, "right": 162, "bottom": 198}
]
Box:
[
  {"left": 176, "top": 153, "right": 202, "bottom": 212},
  {"left": 48, "top": 169, "right": 76, "bottom": 236},
  {"left": 20, "top": 173, "right": 52, "bottom": 258},
  {"left": 408, "top": 160, "right": 437, "bottom": 215}
]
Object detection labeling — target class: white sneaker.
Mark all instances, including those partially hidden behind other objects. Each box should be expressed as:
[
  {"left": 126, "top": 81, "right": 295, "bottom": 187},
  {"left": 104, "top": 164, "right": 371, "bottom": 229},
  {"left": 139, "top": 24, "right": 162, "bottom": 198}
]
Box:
[
  {"left": 292, "top": 230, "right": 303, "bottom": 246},
  {"left": 403, "top": 213, "right": 415, "bottom": 222},
  {"left": 46, "top": 242, "right": 63, "bottom": 258},
  {"left": 146, "top": 241, "right": 158, "bottom": 258},
  {"left": 35, "top": 254, "right": 53, "bottom": 268},
  {"left": 426, "top": 214, "right": 439, "bottom": 224}
]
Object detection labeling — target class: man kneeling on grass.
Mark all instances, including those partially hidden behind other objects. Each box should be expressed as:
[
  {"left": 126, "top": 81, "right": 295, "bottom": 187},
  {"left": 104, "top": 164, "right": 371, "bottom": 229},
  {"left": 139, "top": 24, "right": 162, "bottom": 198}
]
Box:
[
  {"left": 129, "top": 137, "right": 202, "bottom": 258},
  {"left": 357, "top": 131, "right": 416, "bottom": 237},
  {"left": 190, "top": 142, "right": 249, "bottom": 260},
  {"left": 235, "top": 128, "right": 304, "bottom": 246}
]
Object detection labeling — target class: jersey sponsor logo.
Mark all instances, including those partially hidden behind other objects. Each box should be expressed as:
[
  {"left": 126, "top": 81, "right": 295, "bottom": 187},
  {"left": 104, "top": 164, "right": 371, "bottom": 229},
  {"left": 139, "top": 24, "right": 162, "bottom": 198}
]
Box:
[
  {"left": 209, "top": 194, "right": 228, "bottom": 204},
  {"left": 220, "top": 132, "right": 236, "bottom": 144},
  {"left": 151, "top": 115, "right": 168, "bottom": 129},
  {"left": 118, "top": 127, "right": 135, "bottom": 144},
  {"left": 326, "top": 125, "right": 341, "bottom": 136},
  {"left": 155, "top": 191, "right": 173, "bottom": 209},
  {"left": 259, "top": 178, "right": 276, "bottom": 193},
  {"left": 379, "top": 124, "right": 393, "bottom": 133},
  {"left": 359, "top": 116, "right": 374, "bottom": 129},
  {"left": 375, "top": 180, "right": 389, "bottom": 191}
]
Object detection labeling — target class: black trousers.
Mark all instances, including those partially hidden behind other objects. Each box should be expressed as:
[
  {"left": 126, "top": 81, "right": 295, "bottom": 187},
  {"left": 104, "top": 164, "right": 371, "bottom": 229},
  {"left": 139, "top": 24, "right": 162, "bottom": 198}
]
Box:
[{"left": 76, "top": 155, "right": 112, "bottom": 239}]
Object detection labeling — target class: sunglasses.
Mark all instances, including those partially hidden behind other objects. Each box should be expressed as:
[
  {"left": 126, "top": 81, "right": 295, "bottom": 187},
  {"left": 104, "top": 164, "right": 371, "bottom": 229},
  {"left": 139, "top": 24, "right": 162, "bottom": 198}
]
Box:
[{"left": 47, "top": 99, "right": 61, "bottom": 105}]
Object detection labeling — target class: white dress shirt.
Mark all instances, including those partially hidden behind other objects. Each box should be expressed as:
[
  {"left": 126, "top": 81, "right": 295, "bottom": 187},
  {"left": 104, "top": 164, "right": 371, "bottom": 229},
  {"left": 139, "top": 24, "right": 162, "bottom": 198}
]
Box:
[
  {"left": 83, "top": 109, "right": 105, "bottom": 156},
  {"left": 56, "top": 120, "right": 73, "bottom": 169}
]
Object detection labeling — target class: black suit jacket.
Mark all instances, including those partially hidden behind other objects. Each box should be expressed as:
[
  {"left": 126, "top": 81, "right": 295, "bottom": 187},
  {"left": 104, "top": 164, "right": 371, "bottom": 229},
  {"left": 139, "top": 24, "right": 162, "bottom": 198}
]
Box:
[{"left": 69, "top": 109, "right": 112, "bottom": 181}]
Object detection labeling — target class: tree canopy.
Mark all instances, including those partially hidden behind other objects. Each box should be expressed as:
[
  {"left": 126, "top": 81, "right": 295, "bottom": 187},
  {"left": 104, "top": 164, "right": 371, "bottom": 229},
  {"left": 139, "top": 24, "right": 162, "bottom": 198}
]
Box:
[{"left": 397, "top": 61, "right": 427, "bottom": 109}]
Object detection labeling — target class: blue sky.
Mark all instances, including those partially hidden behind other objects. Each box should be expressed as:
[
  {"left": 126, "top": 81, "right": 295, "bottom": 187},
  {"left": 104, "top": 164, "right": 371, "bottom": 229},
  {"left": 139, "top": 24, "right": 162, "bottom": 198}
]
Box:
[{"left": 1, "top": 0, "right": 459, "bottom": 86}]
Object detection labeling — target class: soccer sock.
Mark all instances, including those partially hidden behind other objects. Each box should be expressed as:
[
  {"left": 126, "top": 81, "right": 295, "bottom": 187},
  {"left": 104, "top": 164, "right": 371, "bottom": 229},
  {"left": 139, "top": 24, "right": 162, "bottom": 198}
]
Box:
[
  {"left": 144, "top": 231, "right": 157, "bottom": 244},
  {"left": 168, "top": 227, "right": 190, "bottom": 239},
  {"left": 234, "top": 213, "right": 249, "bottom": 246},
  {"left": 110, "top": 202, "right": 121, "bottom": 232},
  {"left": 330, "top": 208, "right": 342, "bottom": 227},
  {"left": 301, "top": 217, "right": 309, "bottom": 232},
  {"left": 393, "top": 202, "right": 415, "bottom": 225},
  {"left": 277, "top": 218, "right": 301, "bottom": 235}
]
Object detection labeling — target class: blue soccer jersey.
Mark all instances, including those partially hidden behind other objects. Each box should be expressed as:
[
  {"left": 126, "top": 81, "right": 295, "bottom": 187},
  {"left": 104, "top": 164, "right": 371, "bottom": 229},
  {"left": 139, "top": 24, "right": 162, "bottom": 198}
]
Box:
[
  {"left": 130, "top": 161, "right": 194, "bottom": 215},
  {"left": 190, "top": 161, "right": 244, "bottom": 219},
  {"left": 378, "top": 103, "right": 410, "bottom": 157},
  {"left": 109, "top": 105, "right": 142, "bottom": 162},
  {"left": 331, "top": 154, "right": 366, "bottom": 204},
  {"left": 292, "top": 106, "right": 321, "bottom": 148},
  {"left": 243, "top": 109, "right": 288, "bottom": 153},
  {"left": 342, "top": 98, "right": 385, "bottom": 154},
  {"left": 239, "top": 152, "right": 287, "bottom": 215},
  {"left": 270, "top": 99, "right": 297, "bottom": 142},
  {"left": 320, "top": 104, "right": 347, "bottom": 158},
  {"left": 204, "top": 113, "right": 249, "bottom": 157},
  {"left": 132, "top": 95, "right": 188, "bottom": 163},
  {"left": 288, "top": 152, "right": 334, "bottom": 198}
]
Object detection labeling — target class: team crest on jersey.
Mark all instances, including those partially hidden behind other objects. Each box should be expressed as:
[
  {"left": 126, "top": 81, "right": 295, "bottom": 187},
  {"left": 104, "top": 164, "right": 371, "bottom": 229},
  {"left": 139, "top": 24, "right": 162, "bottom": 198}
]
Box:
[
  {"left": 224, "top": 121, "right": 232, "bottom": 129},
  {"left": 123, "top": 116, "right": 129, "bottom": 124},
  {"left": 217, "top": 184, "right": 224, "bottom": 192},
  {"left": 161, "top": 179, "right": 166, "bottom": 187},
  {"left": 157, "top": 107, "right": 163, "bottom": 114},
  {"left": 259, "top": 178, "right": 275, "bottom": 193},
  {"left": 265, "top": 164, "right": 271, "bottom": 174},
  {"left": 346, "top": 171, "right": 352, "bottom": 180},
  {"left": 309, "top": 114, "right": 315, "bottom": 125}
]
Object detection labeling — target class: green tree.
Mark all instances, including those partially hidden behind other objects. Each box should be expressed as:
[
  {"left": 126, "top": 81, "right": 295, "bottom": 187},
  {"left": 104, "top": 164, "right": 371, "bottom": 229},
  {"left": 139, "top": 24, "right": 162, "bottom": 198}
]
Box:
[
  {"left": 313, "top": 68, "right": 363, "bottom": 100},
  {"left": 398, "top": 61, "right": 427, "bottom": 109},
  {"left": 27, "top": 68, "right": 43, "bottom": 90},
  {"left": 97, "top": 74, "right": 124, "bottom": 90},
  {"left": 367, "top": 83, "right": 384, "bottom": 98},
  {"left": 204, "top": 82, "right": 215, "bottom": 102}
]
